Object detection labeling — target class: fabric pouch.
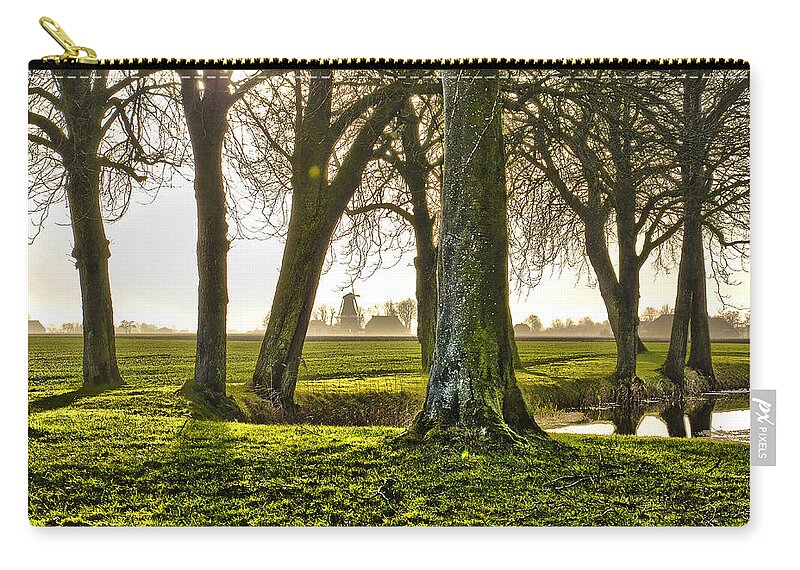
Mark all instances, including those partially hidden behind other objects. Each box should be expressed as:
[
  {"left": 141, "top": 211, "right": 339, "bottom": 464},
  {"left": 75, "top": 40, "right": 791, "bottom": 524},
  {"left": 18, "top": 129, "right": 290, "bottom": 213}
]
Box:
[{"left": 28, "top": 17, "right": 750, "bottom": 527}]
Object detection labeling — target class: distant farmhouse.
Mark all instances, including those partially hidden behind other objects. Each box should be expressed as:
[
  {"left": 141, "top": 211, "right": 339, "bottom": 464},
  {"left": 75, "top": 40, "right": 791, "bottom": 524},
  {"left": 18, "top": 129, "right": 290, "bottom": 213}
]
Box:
[
  {"left": 28, "top": 320, "right": 46, "bottom": 334},
  {"left": 639, "top": 314, "right": 741, "bottom": 340},
  {"left": 307, "top": 319, "right": 331, "bottom": 336},
  {"left": 513, "top": 323, "right": 532, "bottom": 337},
  {"left": 364, "top": 315, "right": 409, "bottom": 336}
]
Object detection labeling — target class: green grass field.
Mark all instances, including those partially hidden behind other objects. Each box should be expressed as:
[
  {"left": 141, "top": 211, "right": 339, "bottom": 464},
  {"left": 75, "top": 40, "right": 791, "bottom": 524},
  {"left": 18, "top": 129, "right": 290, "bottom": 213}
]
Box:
[{"left": 28, "top": 336, "right": 750, "bottom": 526}]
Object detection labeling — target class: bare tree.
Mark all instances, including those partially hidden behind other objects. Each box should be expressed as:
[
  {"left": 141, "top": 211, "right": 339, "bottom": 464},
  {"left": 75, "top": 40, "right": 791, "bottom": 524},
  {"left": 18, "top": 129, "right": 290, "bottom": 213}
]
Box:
[
  {"left": 29, "top": 69, "right": 184, "bottom": 387},
  {"left": 61, "top": 322, "right": 81, "bottom": 333},
  {"left": 714, "top": 309, "right": 743, "bottom": 328},
  {"left": 312, "top": 304, "right": 337, "bottom": 326},
  {"left": 239, "top": 70, "right": 427, "bottom": 413},
  {"left": 661, "top": 70, "right": 749, "bottom": 389},
  {"left": 383, "top": 299, "right": 398, "bottom": 316},
  {"left": 340, "top": 94, "right": 443, "bottom": 370},
  {"left": 395, "top": 298, "right": 417, "bottom": 331},
  {"left": 640, "top": 307, "right": 660, "bottom": 322},
  {"left": 523, "top": 314, "right": 543, "bottom": 332},
  {"left": 178, "top": 69, "right": 279, "bottom": 403},
  {"left": 506, "top": 72, "right": 685, "bottom": 420}
]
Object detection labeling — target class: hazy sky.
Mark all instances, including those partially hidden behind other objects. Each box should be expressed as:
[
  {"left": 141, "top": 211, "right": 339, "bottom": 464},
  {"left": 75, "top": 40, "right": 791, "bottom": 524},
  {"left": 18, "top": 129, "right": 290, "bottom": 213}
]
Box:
[{"left": 28, "top": 181, "right": 749, "bottom": 332}]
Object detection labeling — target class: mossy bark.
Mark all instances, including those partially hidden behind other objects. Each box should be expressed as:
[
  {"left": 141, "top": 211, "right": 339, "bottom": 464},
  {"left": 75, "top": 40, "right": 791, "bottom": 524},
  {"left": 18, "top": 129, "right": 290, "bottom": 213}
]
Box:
[
  {"left": 411, "top": 70, "right": 544, "bottom": 442},
  {"left": 252, "top": 196, "right": 338, "bottom": 413},
  {"left": 61, "top": 75, "right": 122, "bottom": 388}
]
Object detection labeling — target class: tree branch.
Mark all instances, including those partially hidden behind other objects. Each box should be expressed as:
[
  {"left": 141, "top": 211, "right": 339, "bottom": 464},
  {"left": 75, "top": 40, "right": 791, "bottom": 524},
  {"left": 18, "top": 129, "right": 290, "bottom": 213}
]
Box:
[
  {"left": 98, "top": 157, "right": 147, "bottom": 183},
  {"left": 345, "top": 202, "right": 414, "bottom": 223},
  {"left": 28, "top": 112, "right": 67, "bottom": 154}
]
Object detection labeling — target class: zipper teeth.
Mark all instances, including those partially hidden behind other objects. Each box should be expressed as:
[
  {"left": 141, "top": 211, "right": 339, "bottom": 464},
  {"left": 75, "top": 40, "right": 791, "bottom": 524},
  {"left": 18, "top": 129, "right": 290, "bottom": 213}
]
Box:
[{"left": 31, "top": 57, "right": 749, "bottom": 69}]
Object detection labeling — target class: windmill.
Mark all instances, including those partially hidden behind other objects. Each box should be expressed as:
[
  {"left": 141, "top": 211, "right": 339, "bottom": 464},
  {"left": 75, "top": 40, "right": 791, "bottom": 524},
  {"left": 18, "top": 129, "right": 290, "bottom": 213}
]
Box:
[{"left": 338, "top": 291, "right": 362, "bottom": 334}]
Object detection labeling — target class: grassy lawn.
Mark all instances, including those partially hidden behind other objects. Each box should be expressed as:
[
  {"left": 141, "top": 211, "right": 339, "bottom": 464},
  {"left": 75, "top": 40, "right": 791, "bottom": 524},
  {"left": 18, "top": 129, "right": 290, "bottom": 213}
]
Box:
[
  {"left": 28, "top": 336, "right": 749, "bottom": 418},
  {"left": 27, "top": 336, "right": 750, "bottom": 526}
]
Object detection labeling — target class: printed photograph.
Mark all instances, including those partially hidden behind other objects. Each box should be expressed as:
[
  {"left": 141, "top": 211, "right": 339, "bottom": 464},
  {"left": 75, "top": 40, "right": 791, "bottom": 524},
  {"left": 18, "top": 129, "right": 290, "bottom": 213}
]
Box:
[{"left": 27, "top": 65, "right": 750, "bottom": 526}]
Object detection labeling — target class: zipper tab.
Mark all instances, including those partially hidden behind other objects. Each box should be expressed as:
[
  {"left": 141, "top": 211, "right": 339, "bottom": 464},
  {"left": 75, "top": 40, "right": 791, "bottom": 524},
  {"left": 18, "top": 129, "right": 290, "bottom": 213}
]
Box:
[
  {"left": 39, "top": 16, "right": 98, "bottom": 64},
  {"left": 31, "top": 16, "right": 748, "bottom": 71}
]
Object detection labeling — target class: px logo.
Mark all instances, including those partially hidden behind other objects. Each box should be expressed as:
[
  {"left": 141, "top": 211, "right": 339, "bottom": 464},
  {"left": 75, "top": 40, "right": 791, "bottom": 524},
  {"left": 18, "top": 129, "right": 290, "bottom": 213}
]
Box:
[
  {"left": 751, "top": 397, "right": 774, "bottom": 426},
  {"left": 751, "top": 390, "right": 776, "bottom": 466}
]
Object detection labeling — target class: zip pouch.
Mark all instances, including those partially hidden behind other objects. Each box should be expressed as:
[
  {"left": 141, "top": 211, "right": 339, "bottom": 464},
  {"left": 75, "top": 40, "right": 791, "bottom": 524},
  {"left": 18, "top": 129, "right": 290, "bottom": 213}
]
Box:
[{"left": 28, "top": 17, "right": 750, "bottom": 527}]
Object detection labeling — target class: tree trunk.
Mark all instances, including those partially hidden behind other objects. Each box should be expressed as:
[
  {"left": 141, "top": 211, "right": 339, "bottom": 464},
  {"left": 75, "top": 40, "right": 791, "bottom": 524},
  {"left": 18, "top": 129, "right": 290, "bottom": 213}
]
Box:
[
  {"left": 252, "top": 73, "right": 406, "bottom": 413},
  {"left": 414, "top": 238, "right": 437, "bottom": 371},
  {"left": 662, "top": 221, "right": 714, "bottom": 388},
  {"left": 402, "top": 102, "right": 438, "bottom": 372},
  {"left": 662, "top": 74, "right": 715, "bottom": 390},
  {"left": 611, "top": 260, "right": 643, "bottom": 435},
  {"left": 180, "top": 75, "right": 232, "bottom": 397},
  {"left": 411, "top": 70, "right": 543, "bottom": 441},
  {"left": 191, "top": 137, "right": 229, "bottom": 395},
  {"left": 609, "top": 157, "right": 644, "bottom": 433},
  {"left": 252, "top": 198, "right": 338, "bottom": 412},
  {"left": 509, "top": 308, "right": 526, "bottom": 370},
  {"left": 251, "top": 77, "right": 338, "bottom": 411},
  {"left": 661, "top": 223, "right": 696, "bottom": 387},
  {"left": 636, "top": 332, "right": 647, "bottom": 354},
  {"left": 686, "top": 231, "right": 715, "bottom": 387},
  {"left": 61, "top": 76, "right": 122, "bottom": 388},
  {"left": 66, "top": 165, "right": 123, "bottom": 388},
  {"left": 614, "top": 225, "right": 641, "bottom": 383},
  {"left": 584, "top": 221, "right": 647, "bottom": 353}
]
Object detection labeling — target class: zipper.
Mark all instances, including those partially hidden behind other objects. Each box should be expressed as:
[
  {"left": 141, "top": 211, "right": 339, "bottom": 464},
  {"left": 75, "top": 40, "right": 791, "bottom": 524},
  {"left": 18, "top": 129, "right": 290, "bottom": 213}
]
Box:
[
  {"left": 32, "top": 16, "right": 749, "bottom": 70},
  {"left": 38, "top": 17, "right": 98, "bottom": 64}
]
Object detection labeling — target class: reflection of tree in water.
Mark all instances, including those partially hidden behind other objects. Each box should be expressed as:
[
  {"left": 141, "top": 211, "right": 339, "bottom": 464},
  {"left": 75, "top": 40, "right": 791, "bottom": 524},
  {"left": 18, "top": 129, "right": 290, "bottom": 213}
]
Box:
[
  {"left": 606, "top": 392, "right": 644, "bottom": 436},
  {"left": 687, "top": 397, "right": 717, "bottom": 434},
  {"left": 596, "top": 394, "right": 719, "bottom": 438},
  {"left": 660, "top": 398, "right": 688, "bottom": 438}
]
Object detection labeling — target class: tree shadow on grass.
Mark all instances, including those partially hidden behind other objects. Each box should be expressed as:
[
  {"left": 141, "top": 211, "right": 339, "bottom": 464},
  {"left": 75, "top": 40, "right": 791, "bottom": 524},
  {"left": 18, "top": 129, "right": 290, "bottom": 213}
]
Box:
[
  {"left": 28, "top": 384, "right": 123, "bottom": 414},
  {"left": 157, "top": 419, "right": 253, "bottom": 525}
]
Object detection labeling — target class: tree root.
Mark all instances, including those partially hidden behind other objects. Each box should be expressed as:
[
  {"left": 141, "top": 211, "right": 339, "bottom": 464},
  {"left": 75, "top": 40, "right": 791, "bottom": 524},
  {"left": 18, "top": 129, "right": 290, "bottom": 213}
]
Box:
[
  {"left": 177, "top": 383, "right": 244, "bottom": 422},
  {"left": 400, "top": 411, "right": 550, "bottom": 452}
]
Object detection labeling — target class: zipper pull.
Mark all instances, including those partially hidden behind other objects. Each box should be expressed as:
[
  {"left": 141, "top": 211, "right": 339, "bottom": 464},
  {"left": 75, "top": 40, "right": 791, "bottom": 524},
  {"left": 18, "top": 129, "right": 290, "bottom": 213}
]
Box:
[{"left": 39, "top": 16, "right": 98, "bottom": 64}]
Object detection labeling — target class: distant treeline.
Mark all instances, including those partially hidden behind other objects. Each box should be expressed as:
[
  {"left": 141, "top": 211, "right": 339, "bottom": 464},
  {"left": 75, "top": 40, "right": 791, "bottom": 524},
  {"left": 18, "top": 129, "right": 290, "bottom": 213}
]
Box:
[{"left": 514, "top": 306, "right": 750, "bottom": 339}]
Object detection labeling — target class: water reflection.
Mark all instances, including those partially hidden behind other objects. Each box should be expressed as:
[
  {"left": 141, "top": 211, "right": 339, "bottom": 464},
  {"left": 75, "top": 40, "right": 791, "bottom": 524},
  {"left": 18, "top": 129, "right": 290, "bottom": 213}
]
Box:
[
  {"left": 660, "top": 400, "right": 688, "bottom": 437},
  {"left": 709, "top": 409, "right": 750, "bottom": 431},
  {"left": 688, "top": 398, "right": 715, "bottom": 434},
  {"left": 548, "top": 391, "right": 749, "bottom": 439}
]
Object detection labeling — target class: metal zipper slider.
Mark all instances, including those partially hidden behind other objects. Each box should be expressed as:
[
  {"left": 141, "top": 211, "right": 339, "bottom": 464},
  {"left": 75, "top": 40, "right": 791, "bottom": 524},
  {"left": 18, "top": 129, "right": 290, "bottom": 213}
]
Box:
[{"left": 39, "top": 16, "right": 98, "bottom": 64}]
